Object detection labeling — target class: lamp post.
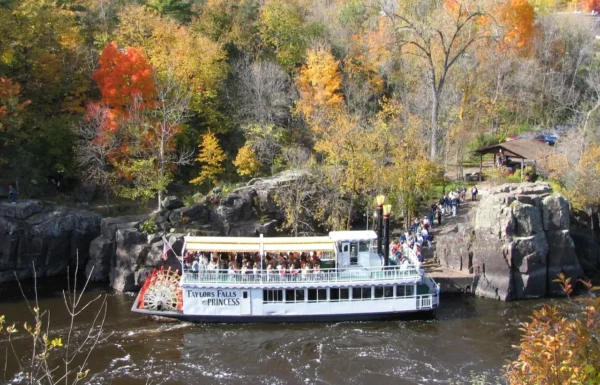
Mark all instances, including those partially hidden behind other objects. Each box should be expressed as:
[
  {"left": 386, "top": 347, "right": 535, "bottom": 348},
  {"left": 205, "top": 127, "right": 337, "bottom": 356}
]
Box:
[
  {"left": 383, "top": 204, "right": 392, "bottom": 267},
  {"left": 376, "top": 195, "right": 385, "bottom": 255}
]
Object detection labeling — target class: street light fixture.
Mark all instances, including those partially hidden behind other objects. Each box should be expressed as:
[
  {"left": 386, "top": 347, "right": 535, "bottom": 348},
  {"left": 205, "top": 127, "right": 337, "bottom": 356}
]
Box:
[
  {"left": 375, "top": 195, "right": 385, "bottom": 256},
  {"left": 383, "top": 204, "right": 392, "bottom": 216},
  {"left": 383, "top": 204, "right": 392, "bottom": 267}
]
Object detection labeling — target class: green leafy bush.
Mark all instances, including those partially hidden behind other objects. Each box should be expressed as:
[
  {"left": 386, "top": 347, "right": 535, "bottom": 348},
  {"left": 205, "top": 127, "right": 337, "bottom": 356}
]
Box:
[{"left": 140, "top": 216, "right": 158, "bottom": 235}]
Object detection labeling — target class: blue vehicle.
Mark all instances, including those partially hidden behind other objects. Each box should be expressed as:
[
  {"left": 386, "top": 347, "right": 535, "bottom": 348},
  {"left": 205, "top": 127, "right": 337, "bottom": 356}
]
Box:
[{"left": 534, "top": 135, "right": 558, "bottom": 146}]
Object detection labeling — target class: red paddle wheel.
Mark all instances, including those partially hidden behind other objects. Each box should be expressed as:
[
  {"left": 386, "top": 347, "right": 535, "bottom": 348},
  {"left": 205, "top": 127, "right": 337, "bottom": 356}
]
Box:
[{"left": 137, "top": 267, "right": 183, "bottom": 311}]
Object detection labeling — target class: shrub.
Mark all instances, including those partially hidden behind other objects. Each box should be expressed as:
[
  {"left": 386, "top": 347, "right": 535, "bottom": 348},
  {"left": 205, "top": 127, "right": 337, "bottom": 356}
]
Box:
[
  {"left": 504, "top": 274, "right": 600, "bottom": 384},
  {"left": 140, "top": 216, "right": 158, "bottom": 235}
]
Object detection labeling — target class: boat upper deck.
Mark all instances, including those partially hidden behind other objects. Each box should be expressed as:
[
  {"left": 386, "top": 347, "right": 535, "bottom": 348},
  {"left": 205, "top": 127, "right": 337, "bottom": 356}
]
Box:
[
  {"left": 181, "top": 265, "right": 422, "bottom": 287},
  {"left": 180, "top": 232, "right": 424, "bottom": 287}
]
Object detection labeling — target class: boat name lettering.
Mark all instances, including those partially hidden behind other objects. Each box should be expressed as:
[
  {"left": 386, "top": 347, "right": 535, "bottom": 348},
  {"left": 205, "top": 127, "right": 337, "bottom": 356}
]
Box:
[
  {"left": 187, "top": 290, "right": 240, "bottom": 306},
  {"left": 203, "top": 298, "right": 241, "bottom": 306}
]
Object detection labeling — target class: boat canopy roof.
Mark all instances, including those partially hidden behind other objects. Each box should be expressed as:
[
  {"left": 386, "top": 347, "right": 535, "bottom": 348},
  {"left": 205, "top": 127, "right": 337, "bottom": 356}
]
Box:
[
  {"left": 185, "top": 235, "right": 336, "bottom": 253},
  {"left": 328, "top": 230, "right": 377, "bottom": 242}
]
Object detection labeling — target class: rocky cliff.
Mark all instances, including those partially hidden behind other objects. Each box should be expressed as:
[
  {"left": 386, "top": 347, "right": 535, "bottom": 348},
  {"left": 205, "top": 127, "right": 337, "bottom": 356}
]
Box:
[
  {"left": 435, "top": 182, "right": 588, "bottom": 300},
  {"left": 85, "top": 170, "right": 305, "bottom": 291},
  {"left": 0, "top": 200, "right": 101, "bottom": 282}
]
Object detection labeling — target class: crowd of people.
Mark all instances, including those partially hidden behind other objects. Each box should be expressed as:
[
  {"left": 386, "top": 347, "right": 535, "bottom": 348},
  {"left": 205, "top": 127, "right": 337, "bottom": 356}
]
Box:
[
  {"left": 388, "top": 185, "right": 478, "bottom": 267},
  {"left": 183, "top": 250, "right": 327, "bottom": 279}
]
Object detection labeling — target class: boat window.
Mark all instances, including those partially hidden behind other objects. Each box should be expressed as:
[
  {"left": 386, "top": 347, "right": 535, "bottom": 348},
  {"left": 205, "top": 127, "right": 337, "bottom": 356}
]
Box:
[
  {"left": 359, "top": 241, "right": 369, "bottom": 252},
  {"left": 374, "top": 287, "right": 384, "bottom": 298},
  {"left": 243, "top": 291, "right": 248, "bottom": 299},
  {"left": 285, "top": 289, "right": 305, "bottom": 303},
  {"left": 285, "top": 290, "right": 295, "bottom": 303},
  {"left": 352, "top": 287, "right": 372, "bottom": 300},
  {"left": 263, "top": 289, "right": 283, "bottom": 303},
  {"left": 307, "top": 289, "right": 327, "bottom": 302},
  {"left": 343, "top": 244, "right": 349, "bottom": 253},
  {"left": 317, "top": 289, "right": 327, "bottom": 301},
  {"left": 350, "top": 243, "right": 358, "bottom": 265},
  {"left": 396, "top": 285, "right": 405, "bottom": 297},
  {"left": 338, "top": 243, "right": 343, "bottom": 252},
  {"left": 406, "top": 285, "right": 414, "bottom": 296},
  {"left": 384, "top": 287, "right": 393, "bottom": 298},
  {"left": 340, "top": 288, "right": 349, "bottom": 301},
  {"left": 330, "top": 288, "right": 340, "bottom": 301}
]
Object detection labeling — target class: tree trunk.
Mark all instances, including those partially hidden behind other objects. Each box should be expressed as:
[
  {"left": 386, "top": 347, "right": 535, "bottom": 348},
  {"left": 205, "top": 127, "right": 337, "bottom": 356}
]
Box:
[
  {"left": 430, "top": 92, "right": 440, "bottom": 159},
  {"left": 346, "top": 194, "right": 354, "bottom": 230},
  {"left": 590, "top": 207, "right": 596, "bottom": 243},
  {"left": 158, "top": 132, "right": 165, "bottom": 210}
]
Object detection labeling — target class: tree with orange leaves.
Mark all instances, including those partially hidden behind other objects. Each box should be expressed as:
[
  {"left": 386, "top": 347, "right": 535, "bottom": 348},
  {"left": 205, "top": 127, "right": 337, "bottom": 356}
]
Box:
[
  {"left": 92, "top": 41, "right": 157, "bottom": 130},
  {"left": 77, "top": 43, "right": 192, "bottom": 208},
  {"left": 496, "top": 0, "right": 538, "bottom": 55},
  {"left": 581, "top": 0, "right": 600, "bottom": 13}
]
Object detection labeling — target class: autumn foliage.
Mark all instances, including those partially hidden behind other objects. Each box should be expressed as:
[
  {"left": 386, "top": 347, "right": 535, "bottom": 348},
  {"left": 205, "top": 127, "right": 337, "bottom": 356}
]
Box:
[
  {"left": 190, "top": 132, "right": 226, "bottom": 187},
  {"left": 0, "top": 77, "right": 30, "bottom": 130},
  {"left": 295, "top": 47, "right": 344, "bottom": 125},
  {"left": 505, "top": 274, "right": 600, "bottom": 384},
  {"left": 582, "top": 0, "right": 600, "bottom": 13},
  {"left": 496, "top": 0, "right": 538, "bottom": 55},
  {"left": 92, "top": 42, "right": 156, "bottom": 128}
]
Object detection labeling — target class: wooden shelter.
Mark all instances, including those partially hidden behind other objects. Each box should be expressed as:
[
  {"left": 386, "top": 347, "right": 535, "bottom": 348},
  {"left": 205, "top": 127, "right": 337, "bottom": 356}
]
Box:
[{"left": 474, "top": 139, "right": 554, "bottom": 181}]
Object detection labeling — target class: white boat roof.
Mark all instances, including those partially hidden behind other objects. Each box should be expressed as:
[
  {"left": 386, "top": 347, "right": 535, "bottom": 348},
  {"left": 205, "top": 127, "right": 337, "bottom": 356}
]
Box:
[
  {"left": 328, "top": 230, "right": 378, "bottom": 241},
  {"left": 185, "top": 235, "right": 336, "bottom": 253},
  {"left": 184, "top": 231, "right": 377, "bottom": 253}
]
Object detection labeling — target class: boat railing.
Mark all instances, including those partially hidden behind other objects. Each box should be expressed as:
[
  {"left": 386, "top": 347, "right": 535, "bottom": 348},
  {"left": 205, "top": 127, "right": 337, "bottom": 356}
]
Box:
[
  {"left": 182, "top": 265, "right": 421, "bottom": 285},
  {"left": 416, "top": 293, "right": 439, "bottom": 309}
]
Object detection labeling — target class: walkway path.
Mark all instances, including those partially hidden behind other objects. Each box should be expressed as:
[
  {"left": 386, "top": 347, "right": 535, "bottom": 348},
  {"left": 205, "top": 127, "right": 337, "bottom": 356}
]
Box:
[{"left": 419, "top": 186, "right": 491, "bottom": 293}]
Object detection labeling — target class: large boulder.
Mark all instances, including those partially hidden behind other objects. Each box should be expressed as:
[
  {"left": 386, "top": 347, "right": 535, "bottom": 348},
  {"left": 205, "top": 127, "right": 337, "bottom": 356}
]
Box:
[
  {"left": 435, "top": 224, "right": 473, "bottom": 272},
  {"left": 512, "top": 201, "right": 543, "bottom": 237},
  {"left": 85, "top": 236, "right": 114, "bottom": 282},
  {"left": 510, "top": 233, "right": 548, "bottom": 299},
  {"left": 542, "top": 195, "right": 570, "bottom": 231},
  {"left": 110, "top": 228, "right": 149, "bottom": 292},
  {"left": 546, "top": 230, "right": 584, "bottom": 295},
  {"left": 161, "top": 196, "right": 184, "bottom": 210},
  {"left": 436, "top": 183, "right": 586, "bottom": 301},
  {"left": 101, "top": 215, "right": 148, "bottom": 241},
  {"left": 0, "top": 200, "right": 101, "bottom": 282}
]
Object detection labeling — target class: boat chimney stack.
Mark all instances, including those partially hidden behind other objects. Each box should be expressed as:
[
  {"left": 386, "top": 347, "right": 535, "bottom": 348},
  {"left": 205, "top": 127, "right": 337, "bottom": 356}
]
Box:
[
  {"left": 376, "top": 195, "right": 385, "bottom": 255},
  {"left": 383, "top": 204, "right": 391, "bottom": 266}
]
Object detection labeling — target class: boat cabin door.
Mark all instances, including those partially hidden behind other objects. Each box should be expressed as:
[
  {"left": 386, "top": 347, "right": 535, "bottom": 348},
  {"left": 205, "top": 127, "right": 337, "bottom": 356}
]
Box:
[
  {"left": 338, "top": 242, "right": 350, "bottom": 267},
  {"left": 241, "top": 290, "right": 251, "bottom": 315}
]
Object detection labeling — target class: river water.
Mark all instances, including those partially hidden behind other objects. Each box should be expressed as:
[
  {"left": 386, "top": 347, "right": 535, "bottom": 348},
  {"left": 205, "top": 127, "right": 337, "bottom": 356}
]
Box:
[{"left": 0, "top": 277, "right": 550, "bottom": 385}]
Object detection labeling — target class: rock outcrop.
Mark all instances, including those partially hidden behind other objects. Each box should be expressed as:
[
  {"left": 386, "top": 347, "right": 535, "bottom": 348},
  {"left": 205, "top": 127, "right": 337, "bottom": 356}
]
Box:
[
  {"left": 435, "top": 182, "right": 586, "bottom": 300},
  {"left": 0, "top": 200, "right": 101, "bottom": 282},
  {"left": 85, "top": 170, "right": 306, "bottom": 291}
]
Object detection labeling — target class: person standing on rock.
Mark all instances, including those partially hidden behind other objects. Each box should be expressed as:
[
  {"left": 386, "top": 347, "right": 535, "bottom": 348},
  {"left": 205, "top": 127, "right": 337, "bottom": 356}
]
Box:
[
  {"left": 451, "top": 193, "right": 458, "bottom": 217},
  {"left": 471, "top": 186, "right": 478, "bottom": 201},
  {"left": 437, "top": 206, "right": 442, "bottom": 225},
  {"left": 8, "top": 184, "right": 17, "bottom": 203}
]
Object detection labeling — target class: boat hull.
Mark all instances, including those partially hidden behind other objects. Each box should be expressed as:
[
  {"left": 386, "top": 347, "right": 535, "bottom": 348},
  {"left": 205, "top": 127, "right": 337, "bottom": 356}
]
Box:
[{"left": 131, "top": 306, "right": 436, "bottom": 323}]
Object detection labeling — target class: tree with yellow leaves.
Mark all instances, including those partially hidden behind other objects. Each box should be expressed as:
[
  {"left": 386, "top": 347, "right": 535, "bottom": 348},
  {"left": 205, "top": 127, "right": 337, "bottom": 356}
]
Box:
[
  {"left": 295, "top": 47, "right": 344, "bottom": 130},
  {"left": 233, "top": 144, "right": 260, "bottom": 177},
  {"left": 190, "top": 132, "right": 226, "bottom": 188},
  {"left": 392, "top": 115, "right": 441, "bottom": 228}
]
